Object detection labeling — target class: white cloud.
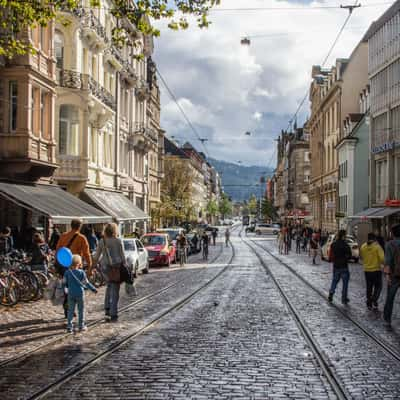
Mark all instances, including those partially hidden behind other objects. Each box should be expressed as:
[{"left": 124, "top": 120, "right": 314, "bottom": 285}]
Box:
[
  {"left": 253, "top": 111, "right": 262, "bottom": 121},
  {"left": 154, "top": 0, "right": 390, "bottom": 166}
]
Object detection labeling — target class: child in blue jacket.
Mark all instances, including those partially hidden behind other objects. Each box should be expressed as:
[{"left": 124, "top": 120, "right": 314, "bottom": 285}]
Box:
[{"left": 63, "top": 254, "right": 97, "bottom": 332}]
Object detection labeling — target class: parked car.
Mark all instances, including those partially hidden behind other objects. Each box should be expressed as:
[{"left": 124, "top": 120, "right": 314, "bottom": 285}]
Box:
[
  {"left": 141, "top": 233, "right": 176, "bottom": 267},
  {"left": 321, "top": 234, "right": 360, "bottom": 263},
  {"left": 187, "top": 232, "right": 201, "bottom": 254},
  {"left": 255, "top": 223, "right": 279, "bottom": 235},
  {"left": 156, "top": 228, "right": 185, "bottom": 245},
  {"left": 123, "top": 238, "right": 149, "bottom": 277}
]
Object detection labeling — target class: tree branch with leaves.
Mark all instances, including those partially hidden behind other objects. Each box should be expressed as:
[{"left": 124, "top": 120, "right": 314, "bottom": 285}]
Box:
[{"left": 0, "top": 0, "right": 220, "bottom": 58}]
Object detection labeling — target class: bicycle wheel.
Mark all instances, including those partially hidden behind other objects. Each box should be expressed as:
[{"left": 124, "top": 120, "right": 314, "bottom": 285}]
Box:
[
  {"left": 32, "top": 271, "right": 49, "bottom": 300},
  {"left": 0, "top": 277, "right": 18, "bottom": 306},
  {"left": 15, "top": 271, "right": 39, "bottom": 302}
]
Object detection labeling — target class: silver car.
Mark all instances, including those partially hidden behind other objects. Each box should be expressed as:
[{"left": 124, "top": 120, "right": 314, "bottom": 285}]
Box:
[{"left": 123, "top": 238, "right": 149, "bottom": 277}]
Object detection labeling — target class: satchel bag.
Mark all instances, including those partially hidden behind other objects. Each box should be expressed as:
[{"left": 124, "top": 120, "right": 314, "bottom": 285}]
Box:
[
  {"left": 104, "top": 239, "right": 121, "bottom": 283},
  {"left": 51, "top": 278, "right": 65, "bottom": 306}
]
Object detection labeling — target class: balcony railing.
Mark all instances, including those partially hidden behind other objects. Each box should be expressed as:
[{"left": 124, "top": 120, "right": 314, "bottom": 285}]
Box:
[
  {"left": 135, "top": 79, "right": 150, "bottom": 102},
  {"left": 81, "top": 10, "right": 108, "bottom": 45},
  {"left": 58, "top": 69, "right": 116, "bottom": 111},
  {"left": 54, "top": 155, "right": 88, "bottom": 182}
]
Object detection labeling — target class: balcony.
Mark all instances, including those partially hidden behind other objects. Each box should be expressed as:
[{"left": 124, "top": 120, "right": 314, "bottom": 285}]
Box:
[
  {"left": 135, "top": 79, "right": 150, "bottom": 102},
  {"left": 54, "top": 155, "right": 88, "bottom": 183},
  {"left": 81, "top": 10, "right": 108, "bottom": 49},
  {"left": 104, "top": 47, "right": 123, "bottom": 71},
  {"left": 128, "top": 122, "right": 157, "bottom": 152},
  {"left": 57, "top": 69, "right": 116, "bottom": 111},
  {"left": 121, "top": 62, "right": 138, "bottom": 87}
]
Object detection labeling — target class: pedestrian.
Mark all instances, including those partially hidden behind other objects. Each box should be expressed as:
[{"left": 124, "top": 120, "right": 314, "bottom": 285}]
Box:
[
  {"left": 211, "top": 228, "right": 218, "bottom": 246},
  {"left": 0, "top": 227, "right": 13, "bottom": 255},
  {"left": 56, "top": 219, "right": 92, "bottom": 318},
  {"left": 383, "top": 224, "right": 400, "bottom": 327},
  {"left": 63, "top": 254, "right": 97, "bottom": 333},
  {"left": 360, "top": 233, "right": 384, "bottom": 310},
  {"left": 310, "top": 233, "right": 319, "bottom": 265},
  {"left": 30, "top": 232, "right": 51, "bottom": 275},
  {"left": 295, "top": 229, "right": 302, "bottom": 254},
  {"left": 92, "top": 223, "right": 127, "bottom": 322},
  {"left": 374, "top": 229, "right": 385, "bottom": 252},
  {"left": 278, "top": 229, "right": 284, "bottom": 254},
  {"left": 225, "top": 228, "right": 230, "bottom": 247},
  {"left": 85, "top": 226, "right": 98, "bottom": 253},
  {"left": 328, "top": 230, "right": 352, "bottom": 304},
  {"left": 49, "top": 226, "right": 61, "bottom": 251}
]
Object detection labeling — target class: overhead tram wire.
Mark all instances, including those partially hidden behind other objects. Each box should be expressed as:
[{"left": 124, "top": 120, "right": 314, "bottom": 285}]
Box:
[
  {"left": 155, "top": 66, "right": 210, "bottom": 157},
  {"left": 285, "top": 1, "right": 360, "bottom": 131}
]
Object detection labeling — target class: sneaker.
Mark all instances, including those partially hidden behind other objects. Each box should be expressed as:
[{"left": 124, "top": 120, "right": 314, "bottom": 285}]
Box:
[
  {"left": 342, "top": 298, "right": 350, "bottom": 305},
  {"left": 79, "top": 325, "right": 88, "bottom": 332},
  {"left": 66, "top": 327, "right": 73, "bottom": 333},
  {"left": 328, "top": 293, "right": 333, "bottom": 303},
  {"left": 373, "top": 301, "right": 379, "bottom": 310},
  {"left": 110, "top": 316, "right": 118, "bottom": 322},
  {"left": 384, "top": 320, "right": 392, "bottom": 329},
  {"left": 367, "top": 302, "right": 372, "bottom": 310},
  {"left": 105, "top": 309, "right": 110, "bottom": 317}
]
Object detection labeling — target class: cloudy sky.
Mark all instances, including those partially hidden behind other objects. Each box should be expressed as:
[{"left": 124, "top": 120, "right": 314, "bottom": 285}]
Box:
[{"left": 153, "top": 0, "right": 392, "bottom": 167}]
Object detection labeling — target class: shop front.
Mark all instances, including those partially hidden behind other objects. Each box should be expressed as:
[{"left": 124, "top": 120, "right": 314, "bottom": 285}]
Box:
[
  {"left": 0, "top": 181, "right": 112, "bottom": 242},
  {"left": 82, "top": 188, "right": 151, "bottom": 237},
  {"left": 347, "top": 206, "right": 400, "bottom": 243}
]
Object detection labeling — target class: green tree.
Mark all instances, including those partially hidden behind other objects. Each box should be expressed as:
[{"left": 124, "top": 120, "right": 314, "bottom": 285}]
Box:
[
  {"left": 206, "top": 200, "right": 219, "bottom": 217},
  {"left": 218, "top": 193, "right": 232, "bottom": 220},
  {"left": 0, "top": 0, "right": 220, "bottom": 58},
  {"left": 157, "top": 158, "right": 194, "bottom": 226},
  {"left": 248, "top": 194, "right": 258, "bottom": 216},
  {"left": 261, "top": 197, "right": 276, "bottom": 220}
]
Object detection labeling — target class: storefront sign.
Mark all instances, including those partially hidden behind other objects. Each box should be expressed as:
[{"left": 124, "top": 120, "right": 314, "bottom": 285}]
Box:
[{"left": 371, "top": 140, "right": 400, "bottom": 154}]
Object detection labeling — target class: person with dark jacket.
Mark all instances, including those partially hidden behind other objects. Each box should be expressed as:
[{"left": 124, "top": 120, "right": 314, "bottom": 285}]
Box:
[
  {"left": 30, "top": 232, "right": 51, "bottom": 275},
  {"left": 383, "top": 224, "right": 400, "bottom": 327},
  {"left": 49, "top": 227, "right": 61, "bottom": 251},
  {"left": 328, "top": 230, "right": 352, "bottom": 304}
]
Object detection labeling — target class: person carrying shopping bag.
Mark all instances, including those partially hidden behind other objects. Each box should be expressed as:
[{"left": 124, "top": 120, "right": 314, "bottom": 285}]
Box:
[{"left": 92, "top": 223, "right": 127, "bottom": 322}]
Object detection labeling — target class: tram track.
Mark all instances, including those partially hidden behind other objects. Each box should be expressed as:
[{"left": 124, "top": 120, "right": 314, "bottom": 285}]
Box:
[
  {"left": 0, "top": 231, "right": 231, "bottom": 370},
  {"left": 15, "top": 229, "right": 238, "bottom": 400},
  {"left": 240, "top": 233, "right": 351, "bottom": 400},
  {"left": 249, "top": 237, "right": 400, "bottom": 364}
]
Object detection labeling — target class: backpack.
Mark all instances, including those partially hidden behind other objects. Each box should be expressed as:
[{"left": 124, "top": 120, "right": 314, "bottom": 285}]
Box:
[{"left": 389, "top": 241, "right": 400, "bottom": 278}]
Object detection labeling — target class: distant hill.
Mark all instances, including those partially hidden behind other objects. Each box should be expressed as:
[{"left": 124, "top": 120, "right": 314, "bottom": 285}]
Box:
[{"left": 208, "top": 158, "right": 273, "bottom": 202}]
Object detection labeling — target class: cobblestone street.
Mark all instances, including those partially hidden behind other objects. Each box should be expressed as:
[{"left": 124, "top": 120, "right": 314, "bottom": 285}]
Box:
[{"left": 1, "top": 229, "right": 400, "bottom": 399}]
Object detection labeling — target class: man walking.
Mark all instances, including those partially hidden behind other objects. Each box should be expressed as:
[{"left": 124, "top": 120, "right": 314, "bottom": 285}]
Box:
[
  {"left": 56, "top": 219, "right": 92, "bottom": 318},
  {"left": 328, "top": 230, "right": 352, "bottom": 305},
  {"left": 225, "top": 228, "right": 230, "bottom": 247},
  {"left": 383, "top": 224, "right": 400, "bottom": 327},
  {"left": 360, "top": 233, "right": 384, "bottom": 310},
  {"left": 211, "top": 228, "right": 218, "bottom": 246}
]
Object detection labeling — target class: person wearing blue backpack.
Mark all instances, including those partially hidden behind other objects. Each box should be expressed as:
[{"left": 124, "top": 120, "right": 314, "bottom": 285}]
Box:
[{"left": 63, "top": 254, "right": 97, "bottom": 333}]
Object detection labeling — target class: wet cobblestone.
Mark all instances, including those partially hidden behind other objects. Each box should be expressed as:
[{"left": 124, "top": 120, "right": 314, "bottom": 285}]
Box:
[
  {"left": 0, "top": 242, "right": 224, "bottom": 364},
  {"left": 44, "top": 235, "right": 335, "bottom": 400},
  {"left": 248, "top": 236, "right": 400, "bottom": 399},
  {"left": 0, "top": 242, "right": 228, "bottom": 400}
]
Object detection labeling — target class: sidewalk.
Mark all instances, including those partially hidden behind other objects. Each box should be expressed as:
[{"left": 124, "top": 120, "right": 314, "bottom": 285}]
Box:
[
  {"left": 251, "top": 235, "right": 400, "bottom": 348},
  {"left": 0, "top": 241, "right": 224, "bottom": 364}
]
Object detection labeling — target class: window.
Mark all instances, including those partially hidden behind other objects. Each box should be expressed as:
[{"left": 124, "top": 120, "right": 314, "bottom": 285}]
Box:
[
  {"left": 376, "top": 159, "right": 388, "bottom": 202},
  {"left": 9, "top": 81, "right": 17, "bottom": 132},
  {"left": 59, "top": 105, "right": 80, "bottom": 155},
  {"left": 54, "top": 31, "right": 64, "bottom": 69},
  {"left": 304, "top": 151, "right": 310, "bottom": 162}
]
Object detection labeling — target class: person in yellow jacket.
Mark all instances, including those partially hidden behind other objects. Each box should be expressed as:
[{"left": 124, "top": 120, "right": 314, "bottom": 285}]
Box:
[{"left": 360, "top": 233, "right": 384, "bottom": 310}]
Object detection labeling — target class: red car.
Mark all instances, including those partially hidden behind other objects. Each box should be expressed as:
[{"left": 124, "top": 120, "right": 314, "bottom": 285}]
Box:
[{"left": 141, "top": 233, "right": 176, "bottom": 267}]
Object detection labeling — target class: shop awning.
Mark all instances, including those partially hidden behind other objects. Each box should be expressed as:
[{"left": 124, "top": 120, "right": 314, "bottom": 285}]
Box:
[
  {"left": 0, "top": 182, "right": 112, "bottom": 224},
  {"left": 83, "top": 189, "right": 150, "bottom": 222},
  {"left": 348, "top": 207, "right": 400, "bottom": 219}
]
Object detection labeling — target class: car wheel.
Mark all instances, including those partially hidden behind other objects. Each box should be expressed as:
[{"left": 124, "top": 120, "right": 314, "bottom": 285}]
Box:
[
  {"left": 143, "top": 261, "right": 149, "bottom": 274},
  {"left": 133, "top": 263, "right": 139, "bottom": 279}
]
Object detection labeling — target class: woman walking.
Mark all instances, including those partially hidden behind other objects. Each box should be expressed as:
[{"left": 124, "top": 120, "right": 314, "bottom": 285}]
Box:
[
  {"left": 30, "top": 232, "right": 51, "bottom": 275},
  {"left": 92, "top": 223, "right": 127, "bottom": 322}
]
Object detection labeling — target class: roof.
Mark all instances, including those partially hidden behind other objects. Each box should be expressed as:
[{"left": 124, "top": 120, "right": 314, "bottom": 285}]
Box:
[
  {"left": 164, "top": 137, "right": 189, "bottom": 158},
  {"left": 363, "top": 0, "right": 400, "bottom": 40},
  {"left": 0, "top": 181, "right": 112, "bottom": 224},
  {"left": 83, "top": 189, "right": 150, "bottom": 222}
]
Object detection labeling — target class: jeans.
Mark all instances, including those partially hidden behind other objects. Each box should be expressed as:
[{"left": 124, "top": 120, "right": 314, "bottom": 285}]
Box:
[
  {"left": 67, "top": 295, "right": 84, "bottom": 329},
  {"left": 365, "top": 271, "right": 382, "bottom": 306},
  {"left": 384, "top": 278, "right": 400, "bottom": 323},
  {"left": 105, "top": 282, "right": 120, "bottom": 318},
  {"left": 329, "top": 268, "right": 350, "bottom": 301}
]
